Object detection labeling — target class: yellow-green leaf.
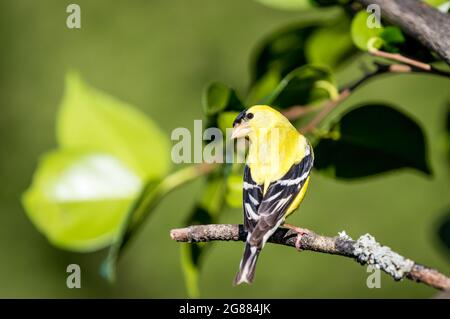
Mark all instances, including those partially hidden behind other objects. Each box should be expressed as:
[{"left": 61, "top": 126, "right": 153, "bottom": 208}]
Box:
[
  {"left": 351, "top": 11, "right": 384, "bottom": 51},
  {"left": 305, "top": 18, "right": 356, "bottom": 70},
  {"left": 202, "top": 82, "right": 231, "bottom": 116},
  {"left": 246, "top": 69, "right": 281, "bottom": 106},
  {"left": 23, "top": 71, "right": 172, "bottom": 252},
  {"left": 267, "top": 65, "right": 336, "bottom": 108},
  {"left": 424, "top": 0, "right": 448, "bottom": 7},
  {"left": 57, "top": 72, "right": 171, "bottom": 181},
  {"left": 22, "top": 150, "right": 141, "bottom": 252},
  {"left": 217, "top": 111, "right": 240, "bottom": 134},
  {"left": 225, "top": 173, "right": 243, "bottom": 208}
]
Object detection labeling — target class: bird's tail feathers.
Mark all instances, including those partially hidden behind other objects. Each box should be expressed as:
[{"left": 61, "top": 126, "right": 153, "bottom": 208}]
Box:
[{"left": 233, "top": 243, "right": 261, "bottom": 286}]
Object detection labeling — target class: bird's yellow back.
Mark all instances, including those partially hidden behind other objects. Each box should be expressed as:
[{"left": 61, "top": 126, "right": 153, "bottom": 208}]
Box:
[{"left": 245, "top": 105, "right": 309, "bottom": 193}]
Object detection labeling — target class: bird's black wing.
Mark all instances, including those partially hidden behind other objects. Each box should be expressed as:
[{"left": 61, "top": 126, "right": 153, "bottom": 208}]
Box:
[
  {"left": 248, "top": 147, "right": 314, "bottom": 248},
  {"left": 243, "top": 165, "right": 263, "bottom": 233}
]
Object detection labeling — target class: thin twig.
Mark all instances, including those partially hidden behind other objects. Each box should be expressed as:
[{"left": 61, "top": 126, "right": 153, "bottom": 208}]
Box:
[
  {"left": 300, "top": 89, "right": 351, "bottom": 134},
  {"left": 282, "top": 103, "right": 324, "bottom": 121},
  {"left": 170, "top": 224, "right": 450, "bottom": 291},
  {"left": 369, "top": 48, "right": 432, "bottom": 71},
  {"left": 281, "top": 62, "right": 450, "bottom": 133}
]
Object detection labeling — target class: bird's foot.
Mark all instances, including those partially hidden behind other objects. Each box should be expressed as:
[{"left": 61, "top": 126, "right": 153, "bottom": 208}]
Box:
[{"left": 283, "top": 224, "right": 310, "bottom": 251}]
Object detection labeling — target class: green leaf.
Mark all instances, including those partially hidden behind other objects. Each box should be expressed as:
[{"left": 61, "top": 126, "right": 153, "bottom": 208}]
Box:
[
  {"left": 181, "top": 173, "right": 226, "bottom": 298},
  {"left": 246, "top": 69, "right": 282, "bottom": 106},
  {"left": 314, "top": 104, "right": 431, "bottom": 179},
  {"left": 202, "top": 83, "right": 244, "bottom": 134},
  {"left": 217, "top": 111, "right": 240, "bottom": 134},
  {"left": 251, "top": 19, "right": 326, "bottom": 84},
  {"left": 23, "top": 71, "right": 172, "bottom": 253},
  {"left": 57, "top": 72, "right": 171, "bottom": 181},
  {"left": 180, "top": 240, "right": 203, "bottom": 298},
  {"left": 202, "top": 82, "right": 244, "bottom": 116},
  {"left": 437, "top": 209, "right": 450, "bottom": 253},
  {"left": 225, "top": 172, "right": 243, "bottom": 208},
  {"left": 266, "top": 65, "right": 336, "bottom": 108},
  {"left": 22, "top": 150, "right": 141, "bottom": 252},
  {"left": 305, "top": 17, "right": 357, "bottom": 71},
  {"left": 380, "top": 26, "right": 405, "bottom": 46},
  {"left": 351, "top": 11, "right": 384, "bottom": 51},
  {"left": 424, "top": 0, "right": 448, "bottom": 7},
  {"left": 255, "top": 0, "right": 311, "bottom": 10},
  {"left": 202, "top": 83, "right": 230, "bottom": 115},
  {"left": 446, "top": 103, "right": 450, "bottom": 163}
]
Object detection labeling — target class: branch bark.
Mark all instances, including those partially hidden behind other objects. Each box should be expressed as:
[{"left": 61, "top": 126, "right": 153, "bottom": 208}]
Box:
[
  {"left": 357, "top": 0, "right": 450, "bottom": 65},
  {"left": 170, "top": 224, "right": 450, "bottom": 291}
]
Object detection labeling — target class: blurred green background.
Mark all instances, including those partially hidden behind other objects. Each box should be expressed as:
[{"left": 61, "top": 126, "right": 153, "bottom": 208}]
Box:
[{"left": 0, "top": 0, "right": 449, "bottom": 298}]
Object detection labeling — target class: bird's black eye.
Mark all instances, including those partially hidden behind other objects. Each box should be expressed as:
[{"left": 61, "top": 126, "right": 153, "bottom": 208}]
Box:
[{"left": 246, "top": 113, "right": 254, "bottom": 120}]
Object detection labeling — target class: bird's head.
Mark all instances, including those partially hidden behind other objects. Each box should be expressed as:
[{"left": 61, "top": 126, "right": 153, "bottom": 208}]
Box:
[{"left": 231, "top": 105, "right": 290, "bottom": 140}]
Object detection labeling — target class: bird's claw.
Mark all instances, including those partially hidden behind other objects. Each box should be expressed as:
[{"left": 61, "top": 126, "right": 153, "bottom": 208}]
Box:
[
  {"left": 283, "top": 224, "right": 309, "bottom": 252},
  {"left": 295, "top": 234, "right": 303, "bottom": 251}
]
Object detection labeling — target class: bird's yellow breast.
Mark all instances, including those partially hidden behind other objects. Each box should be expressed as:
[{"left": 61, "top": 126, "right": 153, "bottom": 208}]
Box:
[{"left": 247, "top": 131, "right": 308, "bottom": 194}]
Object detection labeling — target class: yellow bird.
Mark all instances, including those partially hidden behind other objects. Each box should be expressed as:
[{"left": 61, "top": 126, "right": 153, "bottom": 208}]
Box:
[{"left": 231, "top": 105, "right": 313, "bottom": 285}]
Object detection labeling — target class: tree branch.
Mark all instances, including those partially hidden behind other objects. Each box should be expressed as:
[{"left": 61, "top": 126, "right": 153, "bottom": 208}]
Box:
[
  {"left": 170, "top": 224, "right": 450, "bottom": 291},
  {"left": 357, "top": 0, "right": 450, "bottom": 65}
]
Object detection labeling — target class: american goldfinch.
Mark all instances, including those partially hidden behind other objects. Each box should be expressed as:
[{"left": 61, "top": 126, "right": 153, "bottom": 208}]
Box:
[{"left": 231, "top": 105, "right": 314, "bottom": 285}]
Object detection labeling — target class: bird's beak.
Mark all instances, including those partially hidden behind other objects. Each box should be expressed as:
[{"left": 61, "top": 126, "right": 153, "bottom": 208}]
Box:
[{"left": 231, "top": 122, "right": 251, "bottom": 139}]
